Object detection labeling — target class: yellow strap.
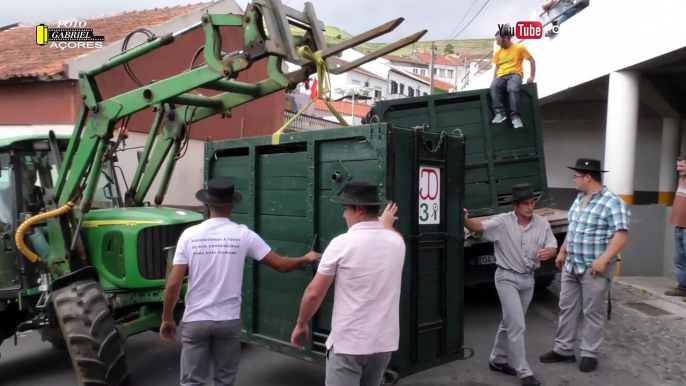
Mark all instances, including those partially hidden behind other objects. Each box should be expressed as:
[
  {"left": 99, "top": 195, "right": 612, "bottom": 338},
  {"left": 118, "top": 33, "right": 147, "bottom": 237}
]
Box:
[{"left": 272, "top": 46, "right": 348, "bottom": 145}]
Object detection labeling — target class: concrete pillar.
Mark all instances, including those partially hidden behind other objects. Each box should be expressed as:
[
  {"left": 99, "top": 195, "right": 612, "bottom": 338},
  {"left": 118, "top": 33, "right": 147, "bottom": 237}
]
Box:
[
  {"left": 604, "top": 71, "right": 640, "bottom": 205},
  {"left": 658, "top": 118, "right": 681, "bottom": 205}
]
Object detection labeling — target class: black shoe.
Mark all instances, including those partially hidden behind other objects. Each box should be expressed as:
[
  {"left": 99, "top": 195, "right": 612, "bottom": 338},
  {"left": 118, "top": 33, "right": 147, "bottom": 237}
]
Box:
[
  {"left": 539, "top": 350, "right": 576, "bottom": 363},
  {"left": 520, "top": 376, "right": 541, "bottom": 386},
  {"left": 489, "top": 361, "right": 517, "bottom": 376},
  {"left": 579, "top": 356, "right": 598, "bottom": 372}
]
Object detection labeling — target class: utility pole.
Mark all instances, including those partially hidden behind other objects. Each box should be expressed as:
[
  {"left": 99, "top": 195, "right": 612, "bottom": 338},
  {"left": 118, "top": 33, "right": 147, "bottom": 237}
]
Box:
[{"left": 429, "top": 42, "right": 436, "bottom": 95}]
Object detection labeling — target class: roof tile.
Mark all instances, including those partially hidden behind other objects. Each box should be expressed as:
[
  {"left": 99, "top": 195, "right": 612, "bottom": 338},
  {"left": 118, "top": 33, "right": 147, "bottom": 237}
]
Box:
[
  {"left": 313, "top": 99, "right": 372, "bottom": 118},
  {"left": 0, "top": 2, "right": 214, "bottom": 81}
]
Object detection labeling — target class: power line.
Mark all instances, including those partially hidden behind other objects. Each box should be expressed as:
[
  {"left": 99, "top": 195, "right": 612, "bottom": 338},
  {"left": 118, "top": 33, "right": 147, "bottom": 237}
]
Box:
[
  {"left": 445, "top": 0, "right": 479, "bottom": 42},
  {"left": 448, "top": 0, "right": 491, "bottom": 41}
]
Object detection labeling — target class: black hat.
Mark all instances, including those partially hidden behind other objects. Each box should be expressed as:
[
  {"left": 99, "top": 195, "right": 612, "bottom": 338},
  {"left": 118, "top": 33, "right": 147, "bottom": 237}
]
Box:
[
  {"left": 195, "top": 179, "right": 244, "bottom": 206},
  {"left": 510, "top": 183, "right": 536, "bottom": 202},
  {"left": 331, "top": 180, "right": 389, "bottom": 206},
  {"left": 567, "top": 158, "right": 608, "bottom": 173}
]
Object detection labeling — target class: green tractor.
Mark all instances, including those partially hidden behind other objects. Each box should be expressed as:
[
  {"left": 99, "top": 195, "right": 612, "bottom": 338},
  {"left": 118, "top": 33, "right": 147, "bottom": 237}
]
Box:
[{"left": 0, "top": 1, "right": 424, "bottom": 384}]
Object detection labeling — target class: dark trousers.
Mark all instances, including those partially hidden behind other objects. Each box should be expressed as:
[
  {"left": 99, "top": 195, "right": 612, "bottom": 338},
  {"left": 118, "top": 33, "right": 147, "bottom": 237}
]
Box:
[{"left": 490, "top": 73, "right": 522, "bottom": 119}]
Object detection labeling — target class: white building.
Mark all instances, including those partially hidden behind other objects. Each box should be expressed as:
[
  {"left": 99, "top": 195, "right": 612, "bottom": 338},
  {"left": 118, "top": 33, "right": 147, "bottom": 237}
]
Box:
[{"left": 462, "top": 0, "right": 686, "bottom": 281}]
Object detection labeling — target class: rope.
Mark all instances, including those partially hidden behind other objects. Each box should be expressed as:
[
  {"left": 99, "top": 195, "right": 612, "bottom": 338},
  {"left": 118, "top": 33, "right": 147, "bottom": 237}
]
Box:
[{"left": 272, "top": 46, "right": 348, "bottom": 145}]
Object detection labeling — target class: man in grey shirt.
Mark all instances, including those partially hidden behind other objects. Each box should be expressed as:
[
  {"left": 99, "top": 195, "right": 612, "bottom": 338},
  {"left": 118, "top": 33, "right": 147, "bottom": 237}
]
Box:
[{"left": 464, "top": 183, "right": 558, "bottom": 386}]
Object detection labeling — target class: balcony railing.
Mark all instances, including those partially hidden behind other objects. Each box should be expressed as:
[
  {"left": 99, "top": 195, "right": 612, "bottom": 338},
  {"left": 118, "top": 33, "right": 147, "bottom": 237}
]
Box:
[
  {"left": 460, "top": 0, "right": 589, "bottom": 90},
  {"left": 282, "top": 110, "right": 342, "bottom": 133}
]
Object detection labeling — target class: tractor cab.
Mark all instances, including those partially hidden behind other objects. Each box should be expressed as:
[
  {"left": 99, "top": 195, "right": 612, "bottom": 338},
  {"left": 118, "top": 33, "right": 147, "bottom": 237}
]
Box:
[{"left": 0, "top": 134, "right": 123, "bottom": 293}]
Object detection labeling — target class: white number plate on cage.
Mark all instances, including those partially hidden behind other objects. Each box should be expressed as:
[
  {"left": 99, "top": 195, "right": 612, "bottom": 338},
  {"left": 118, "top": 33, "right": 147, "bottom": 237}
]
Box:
[{"left": 418, "top": 166, "right": 440, "bottom": 224}]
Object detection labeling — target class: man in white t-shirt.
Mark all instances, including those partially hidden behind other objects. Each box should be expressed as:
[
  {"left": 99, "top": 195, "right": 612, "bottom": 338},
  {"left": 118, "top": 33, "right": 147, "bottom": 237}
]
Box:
[
  {"left": 160, "top": 178, "right": 321, "bottom": 386},
  {"left": 291, "top": 180, "right": 405, "bottom": 386}
]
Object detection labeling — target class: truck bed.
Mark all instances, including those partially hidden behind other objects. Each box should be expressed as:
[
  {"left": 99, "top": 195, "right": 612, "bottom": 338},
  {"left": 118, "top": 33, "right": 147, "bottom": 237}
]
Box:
[{"left": 465, "top": 207, "right": 569, "bottom": 246}]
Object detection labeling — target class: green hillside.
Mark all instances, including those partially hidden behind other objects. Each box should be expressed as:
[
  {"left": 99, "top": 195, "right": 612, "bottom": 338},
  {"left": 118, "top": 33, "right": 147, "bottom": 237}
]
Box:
[{"left": 288, "top": 25, "right": 493, "bottom": 57}]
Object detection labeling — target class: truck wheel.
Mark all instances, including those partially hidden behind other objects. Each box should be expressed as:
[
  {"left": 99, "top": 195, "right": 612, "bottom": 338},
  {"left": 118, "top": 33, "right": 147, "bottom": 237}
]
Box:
[
  {"left": 535, "top": 275, "right": 555, "bottom": 289},
  {"left": 53, "top": 279, "right": 132, "bottom": 386},
  {"left": 381, "top": 369, "right": 399, "bottom": 385}
]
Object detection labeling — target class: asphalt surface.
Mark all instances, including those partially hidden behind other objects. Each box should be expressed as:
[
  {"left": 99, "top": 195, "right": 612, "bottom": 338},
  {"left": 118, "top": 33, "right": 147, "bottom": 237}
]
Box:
[{"left": 0, "top": 281, "right": 656, "bottom": 386}]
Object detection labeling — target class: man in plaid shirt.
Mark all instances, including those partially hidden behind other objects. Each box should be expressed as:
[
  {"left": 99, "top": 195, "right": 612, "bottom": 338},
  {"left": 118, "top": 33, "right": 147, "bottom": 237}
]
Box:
[{"left": 539, "top": 158, "right": 630, "bottom": 373}]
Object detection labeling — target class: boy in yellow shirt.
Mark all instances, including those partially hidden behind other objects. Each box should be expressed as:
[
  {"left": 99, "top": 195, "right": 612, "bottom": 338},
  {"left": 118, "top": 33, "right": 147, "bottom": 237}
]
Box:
[{"left": 491, "top": 24, "right": 536, "bottom": 129}]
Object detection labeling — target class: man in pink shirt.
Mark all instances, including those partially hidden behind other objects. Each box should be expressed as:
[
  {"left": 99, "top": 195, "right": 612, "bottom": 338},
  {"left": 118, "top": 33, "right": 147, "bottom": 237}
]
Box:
[{"left": 291, "top": 180, "right": 405, "bottom": 386}]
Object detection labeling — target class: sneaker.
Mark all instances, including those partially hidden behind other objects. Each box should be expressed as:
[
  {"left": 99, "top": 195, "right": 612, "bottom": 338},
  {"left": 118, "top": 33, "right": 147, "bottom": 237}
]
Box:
[
  {"left": 489, "top": 361, "right": 517, "bottom": 376},
  {"left": 664, "top": 288, "right": 686, "bottom": 296},
  {"left": 520, "top": 376, "right": 541, "bottom": 386},
  {"left": 579, "top": 356, "right": 598, "bottom": 372},
  {"left": 539, "top": 350, "right": 576, "bottom": 363},
  {"left": 512, "top": 117, "right": 523, "bottom": 129},
  {"left": 492, "top": 113, "right": 506, "bottom": 124}
]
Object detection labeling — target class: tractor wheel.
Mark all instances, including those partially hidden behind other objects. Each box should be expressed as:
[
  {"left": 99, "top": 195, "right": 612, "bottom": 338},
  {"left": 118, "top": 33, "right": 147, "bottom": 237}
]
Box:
[{"left": 53, "top": 279, "right": 132, "bottom": 386}]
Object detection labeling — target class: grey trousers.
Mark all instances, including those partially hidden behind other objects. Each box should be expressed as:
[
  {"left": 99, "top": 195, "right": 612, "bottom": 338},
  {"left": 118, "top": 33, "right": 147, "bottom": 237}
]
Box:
[
  {"left": 325, "top": 347, "right": 393, "bottom": 386},
  {"left": 553, "top": 263, "right": 615, "bottom": 359},
  {"left": 490, "top": 267, "right": 535, "bottom": 378},
  {"left": 180, "top": 319, "right": 242, "bottom": 386}
]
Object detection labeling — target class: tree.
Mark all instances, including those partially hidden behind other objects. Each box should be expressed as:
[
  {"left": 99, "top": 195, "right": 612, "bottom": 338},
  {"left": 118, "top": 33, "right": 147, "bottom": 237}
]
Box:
[{"left": 444, "top": 43, "right": 454, "bottom": 54}]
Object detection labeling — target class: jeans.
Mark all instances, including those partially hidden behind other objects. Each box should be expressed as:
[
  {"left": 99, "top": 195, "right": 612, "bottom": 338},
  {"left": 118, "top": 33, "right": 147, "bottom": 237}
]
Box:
[
  {"left": 674, "top": 227, "right": 686, "bottom": 290},
  {"left": 490, "top": 73, "right": 522, "bottom": 119}
]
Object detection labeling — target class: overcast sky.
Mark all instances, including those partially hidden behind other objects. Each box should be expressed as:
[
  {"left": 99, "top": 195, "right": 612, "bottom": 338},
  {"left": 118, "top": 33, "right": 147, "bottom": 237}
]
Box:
[{"left": 2, "top": 0, "right": 547, "bottom": 41}]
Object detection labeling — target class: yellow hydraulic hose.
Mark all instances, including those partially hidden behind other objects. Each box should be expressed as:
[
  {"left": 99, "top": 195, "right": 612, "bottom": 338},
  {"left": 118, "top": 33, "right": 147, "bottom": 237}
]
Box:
[{"left": 15, "top": 201, "right": 75, "bottom": 263}]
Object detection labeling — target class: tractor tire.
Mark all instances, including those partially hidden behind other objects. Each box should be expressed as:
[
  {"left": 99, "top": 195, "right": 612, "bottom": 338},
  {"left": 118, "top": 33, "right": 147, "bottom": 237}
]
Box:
[{"left": 53, "top": 279, "right": 132, "bottom": 386}]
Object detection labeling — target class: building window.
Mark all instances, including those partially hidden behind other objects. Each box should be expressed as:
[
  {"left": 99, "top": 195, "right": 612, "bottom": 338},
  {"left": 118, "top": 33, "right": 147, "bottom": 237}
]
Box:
[
  {"left": 413, "top": 68, "right": 419, "bottom": 74},
  {"left": 399, "top": 83, "right": 405, "bottom": 95},
  {"left": 439, "top": 69, "right": 446, "bottom": 78},
  {"left": 364, "top": 81, "right": 369, "bottom": 87},
  {"left": 416, "top": 88, "right": 420, "bottom": 96},
  {"left": 375, "top": 89, "right": 382, "bottom": 98},
  {"left": 390, "top": 81, "right": 398, "bottom": 94},
  {"left": 423, "top": 92, "right": 428, "bottom": 96},
  {"left": 408, "top": 88, "right": 415, "bottom": 97},
  {"left": 447, "top": 69, "right": 454, "bottom": 78},
  {"left": 421, "top": 69, "right": 427, "bottom": 76}
]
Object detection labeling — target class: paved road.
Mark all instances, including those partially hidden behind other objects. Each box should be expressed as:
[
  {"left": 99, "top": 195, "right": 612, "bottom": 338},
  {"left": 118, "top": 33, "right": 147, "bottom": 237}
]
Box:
[{"left": 0, "top": 281, "right": 663, "bottom": 385}]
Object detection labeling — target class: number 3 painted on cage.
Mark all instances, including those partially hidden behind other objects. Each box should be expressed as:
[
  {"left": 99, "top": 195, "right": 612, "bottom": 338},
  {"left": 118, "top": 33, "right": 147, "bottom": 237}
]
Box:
[{"left": 418, "top": 166, "right": 441, "bottom": 225}]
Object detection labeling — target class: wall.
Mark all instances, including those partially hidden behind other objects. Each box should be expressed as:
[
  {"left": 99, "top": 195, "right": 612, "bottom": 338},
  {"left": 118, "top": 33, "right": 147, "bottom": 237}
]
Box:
[
  {"left": 342, "top": 49, "right": 391, "bottom": 80},
  {"left": 0, "top": 81, "right": 78, "bottom": 124},
  {"left": 540, "top": 100, "right": 665, "bottom": 208},
  {"left": 463, "top": 0, "right": 686, "bottom": 99},
  {"left": 70, "top": 25, "right": 284, "bottom": 141},
  {"left": 114, "top": 132, "right": 206, "bottom": 207},
  {"left": 387, "top": 71, "right": 427, "bottom": 99}
]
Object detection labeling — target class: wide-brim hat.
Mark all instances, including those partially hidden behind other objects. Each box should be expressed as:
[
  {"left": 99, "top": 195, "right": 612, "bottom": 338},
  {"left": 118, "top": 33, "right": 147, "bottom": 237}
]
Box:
[
  {"left": 510, "top": 183, "right": 536, "bottom": 202},
  {"left": 195, "top": 179, "right": 244, "bottom": 206},
  {"left": 567, "top": 158, "right": 608, "bottom": 173},
  {"left": 331, "top": 180, "right": 389, "bottom": 206}
]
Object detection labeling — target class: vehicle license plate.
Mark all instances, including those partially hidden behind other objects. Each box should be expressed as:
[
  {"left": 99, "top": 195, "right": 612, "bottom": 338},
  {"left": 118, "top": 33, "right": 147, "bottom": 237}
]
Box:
[{"left": 477, "top": 254, "right": 496, "bottom": 265}]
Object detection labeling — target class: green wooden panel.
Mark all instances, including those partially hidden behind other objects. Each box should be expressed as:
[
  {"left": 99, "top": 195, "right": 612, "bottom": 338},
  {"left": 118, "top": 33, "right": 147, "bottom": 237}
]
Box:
[
  {"left": 317, "top": 160, "right": 384, "bottom": 191},
  {"left": 318, "top": 138, "right": 380, "bottom": 163},
  {"left": 257, "top": 189, "right": 307, "bottom": 216},
  {"left": 465, "top": 183, "right": 492, "bottom": 209},
  {"left": 258, "top": 152, "right": 309, "bottom": 177},
  {"left": 372, "top": 84, "right": 549, "bottom": 217},
  {"left": 493, "top": 161, "right": 540, "bottom": 180},
  {"left": 262, "top": 239, "right": 311, "bottom": 258},
  {"left": 259, "top": 177, "right": 310, "bottom": 190},
  {"left": 465, "top": 167, "right": 489, "bottom": 184},
  {"left": 417, "top": 329, "right": 442, "bottom": 362},
  {"left": 206, "top": 123, "right": 468, "bottom": 381},
  {"left": 256, "top": 216, "right": 311, "bottom": 243}
]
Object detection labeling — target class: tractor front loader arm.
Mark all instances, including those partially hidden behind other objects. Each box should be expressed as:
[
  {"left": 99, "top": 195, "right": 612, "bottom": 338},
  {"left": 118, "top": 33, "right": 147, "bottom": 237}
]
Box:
[{"left": 39, "top": 0, "right": 425, "bottom": 275}]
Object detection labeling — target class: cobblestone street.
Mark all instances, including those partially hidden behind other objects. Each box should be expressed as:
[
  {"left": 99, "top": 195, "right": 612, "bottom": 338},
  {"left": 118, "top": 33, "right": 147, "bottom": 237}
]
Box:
[{"left": 545, "top": 276, "right": 686, "bottom": 386}]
